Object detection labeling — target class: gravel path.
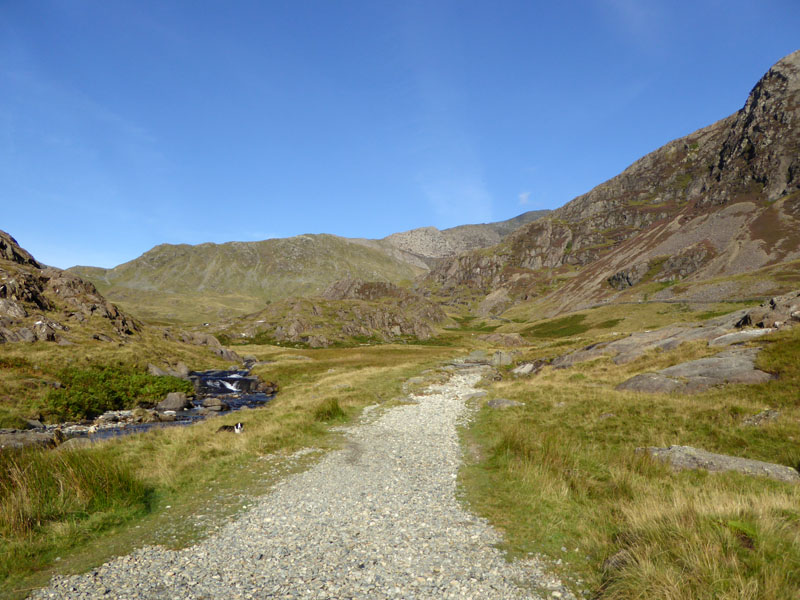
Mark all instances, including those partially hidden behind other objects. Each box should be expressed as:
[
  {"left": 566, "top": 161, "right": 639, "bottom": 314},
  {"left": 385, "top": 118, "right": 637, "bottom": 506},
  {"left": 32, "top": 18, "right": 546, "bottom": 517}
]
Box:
[{"left": 31, "top": 367, "right": 572, "bottom": 599}]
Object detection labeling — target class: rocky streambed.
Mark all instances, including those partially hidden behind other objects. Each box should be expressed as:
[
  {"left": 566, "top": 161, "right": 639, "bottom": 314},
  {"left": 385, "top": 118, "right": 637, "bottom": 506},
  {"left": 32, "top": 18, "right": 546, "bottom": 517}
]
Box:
[{"left": 0, "top": 369, "right": 278, "bottom": 451}]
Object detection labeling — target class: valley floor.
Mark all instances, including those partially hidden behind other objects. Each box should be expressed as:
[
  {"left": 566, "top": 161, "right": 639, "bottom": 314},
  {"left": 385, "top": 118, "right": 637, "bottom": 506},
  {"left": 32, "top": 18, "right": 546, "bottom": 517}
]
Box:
[{"left": 28, "top": 367, "right": 571, "bottom": 600}]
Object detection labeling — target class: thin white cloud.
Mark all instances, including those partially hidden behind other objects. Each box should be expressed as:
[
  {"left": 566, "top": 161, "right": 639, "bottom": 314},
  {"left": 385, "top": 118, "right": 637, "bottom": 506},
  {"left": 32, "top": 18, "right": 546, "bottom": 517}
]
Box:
[
  {"left": 518, "top": 191, "right": 531, "bottom": 205},
  {"left": 601, "top": 0, "right": 665, "bottom": 50},
  {"left": 419, "top": 175, "right": 493, "bottom": 226}
]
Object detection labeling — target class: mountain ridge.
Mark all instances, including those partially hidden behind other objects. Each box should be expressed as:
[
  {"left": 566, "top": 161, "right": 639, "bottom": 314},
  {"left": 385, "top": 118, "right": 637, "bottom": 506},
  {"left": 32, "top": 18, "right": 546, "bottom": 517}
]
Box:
[
  {"left": 424, "top": 49, "right": 800, "bottom": 315},
  {"left": 69, "top": 211, "right": 550, "bottom": 324}
]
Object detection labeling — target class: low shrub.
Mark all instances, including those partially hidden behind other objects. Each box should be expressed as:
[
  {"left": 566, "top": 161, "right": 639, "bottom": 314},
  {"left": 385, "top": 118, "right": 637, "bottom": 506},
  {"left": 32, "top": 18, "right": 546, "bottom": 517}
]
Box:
[{"left": 44, "top": 365, "right": 193, "bottom": 421}]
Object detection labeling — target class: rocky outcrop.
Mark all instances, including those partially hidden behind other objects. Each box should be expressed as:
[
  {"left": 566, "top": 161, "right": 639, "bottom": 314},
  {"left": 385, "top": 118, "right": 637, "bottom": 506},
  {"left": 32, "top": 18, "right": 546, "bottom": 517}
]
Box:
[
  {"left": 321, "top": 279, "right": 418, "bottom": 302},
  {"left": 640, "top": 445, "right": 800, "bottom": 483},
  {"left": 0, "top": 229, "right": 141, "bottom": 344},
  {"left": 422, "top": 50, "right": 800, "bottom": 314},
  {"left": 383, "top": 211, "right": 549, "bottom": 260},
  {"left": 217, "top": 287, "right": 451, "bottom": 348},
  {"left": 738, "top": 290, "right": 800, "bottom": 328},
  {"left": 476, "top": 288, "right": 513, "bottom": 317},
  {"left": 0, "top": 230, "right": 41, "bottom": 268},
  {"left": 608, "top": 262, "right": 650, "bottom": 290},
  {"left": 616, "top": 347, "right": 773, "bottom": 394}
]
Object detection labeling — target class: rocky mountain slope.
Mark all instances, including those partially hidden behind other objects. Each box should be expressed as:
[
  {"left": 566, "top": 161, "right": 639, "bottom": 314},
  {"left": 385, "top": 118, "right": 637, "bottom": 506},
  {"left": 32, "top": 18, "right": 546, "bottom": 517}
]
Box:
[
  {"left": 213, "top": 279, "right": 452, "bottom": 348},
  {"left": 383, "top": 210, "right": 550, "bottom": 261},
  {"left": 424, "top": 50, "right": 800, "bottom": 314},
  {"left": 0, "top": 229, "right": 140, "bottom": 344}
]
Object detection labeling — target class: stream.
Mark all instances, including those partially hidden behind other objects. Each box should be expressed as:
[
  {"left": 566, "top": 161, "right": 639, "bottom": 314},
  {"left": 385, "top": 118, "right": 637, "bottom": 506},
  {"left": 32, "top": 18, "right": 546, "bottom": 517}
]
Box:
[{"left": 76, "top": 369, "right": 275, "bottom": 441}]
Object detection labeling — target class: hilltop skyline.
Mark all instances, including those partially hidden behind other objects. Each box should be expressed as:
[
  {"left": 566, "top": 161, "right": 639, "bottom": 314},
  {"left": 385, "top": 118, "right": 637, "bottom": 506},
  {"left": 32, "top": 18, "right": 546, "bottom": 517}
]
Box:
[{"left": 1, "top": 0, "right": 799, "bottom": 269}]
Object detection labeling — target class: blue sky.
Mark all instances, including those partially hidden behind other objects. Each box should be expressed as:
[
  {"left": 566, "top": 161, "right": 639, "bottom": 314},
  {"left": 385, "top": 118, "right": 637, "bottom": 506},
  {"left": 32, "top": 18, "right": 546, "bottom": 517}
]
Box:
[{"left": 1, "top": 1, "right": 799, "bottom": 269}]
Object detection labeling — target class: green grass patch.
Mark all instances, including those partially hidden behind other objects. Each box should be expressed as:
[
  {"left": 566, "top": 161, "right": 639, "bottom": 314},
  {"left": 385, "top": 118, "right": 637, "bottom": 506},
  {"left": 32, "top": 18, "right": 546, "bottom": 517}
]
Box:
[
  {"left": 523, "top": 314, "right": 589, "bottom": 338},
  {"left": 43, "top": 366, "right": 193, "bottom": 422}
]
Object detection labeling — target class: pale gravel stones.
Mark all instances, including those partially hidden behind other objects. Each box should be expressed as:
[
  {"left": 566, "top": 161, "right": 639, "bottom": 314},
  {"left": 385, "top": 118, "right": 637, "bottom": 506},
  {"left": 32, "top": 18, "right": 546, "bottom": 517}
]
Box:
[{"left": 31, "top": 368, "right": 572, "bottom": 600}]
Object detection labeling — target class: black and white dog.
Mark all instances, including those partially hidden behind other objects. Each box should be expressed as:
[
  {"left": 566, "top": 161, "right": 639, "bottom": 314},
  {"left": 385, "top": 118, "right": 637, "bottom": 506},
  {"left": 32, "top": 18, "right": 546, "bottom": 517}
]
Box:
[{"left": 217, "top": 422, "right": 244, "bottom": 434}]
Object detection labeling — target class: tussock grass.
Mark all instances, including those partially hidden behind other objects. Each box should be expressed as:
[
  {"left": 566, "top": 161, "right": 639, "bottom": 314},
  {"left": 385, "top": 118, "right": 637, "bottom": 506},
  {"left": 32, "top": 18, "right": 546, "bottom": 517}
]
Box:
[
  {"left": 461, "top": 326, "right": 800, "bottom": 599},
  {"left": 0, "top": 448, "right": 151, "bottom": 587}
]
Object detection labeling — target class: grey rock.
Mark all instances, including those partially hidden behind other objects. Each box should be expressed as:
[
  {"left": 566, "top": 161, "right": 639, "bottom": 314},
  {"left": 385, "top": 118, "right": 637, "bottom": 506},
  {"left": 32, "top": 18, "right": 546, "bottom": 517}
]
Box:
[
  {"left": 709, "top": 328, "right": 774, "bottom": 347},
  {"left": 608, "top": 261, "right": 650, "bottom": 290},
  {"left": 641, "top": 445, "right": 800, "bottom": 483},
  {"left": 617, "top": 347, "right": 773, "bottom": 393},
  {"left": 0, "top": 298, "right": 27, "bottom": 319},
  {"left": 202, "top": 397, "right": 229, "bottom": 411},
  {"left": 16, "top": 327, "right": 35, "bottom": 342},
  {"left": 477, "top": 332, "right": 528, "bottom": 347},
  {"left": 156, "top": 392, "right": 191, "bottom": 411},
  {"left": 92, "top": 333, "right": 114, "bottom": 342},
  {"left": 147, "top": 363, "right": 170, "bottom": 377},
  {"left": 742, "top": 409, "right": 780, "bottom": 427},
  {"left": 486, "top": 398, "right": 524, "bottom": 409},
  {"left": 490, "top": 351, "right": 515, "bottom": 367},
  {"left": 0, "top": 430, "right": 59, "bottom": 450}
]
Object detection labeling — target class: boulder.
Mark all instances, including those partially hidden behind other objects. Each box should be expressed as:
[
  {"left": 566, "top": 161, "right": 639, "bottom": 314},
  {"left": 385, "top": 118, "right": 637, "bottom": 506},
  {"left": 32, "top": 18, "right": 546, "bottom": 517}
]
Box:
[
  {"left": 58, "top": 437, "right": 93, "bottom": 450},
  {"left": 0, "top": 430, "right": 60, "bottom": 450},
  {"left": 202, "top": 397, "right": 229, "bottom": 411},
  {"left": 0, "top": 298, "right": 26, "bottom": 319},
  {"left": 511, "top": 359, "right": 547, "bottom": 376},
  {"left": 212, "top": 347, "right": 241, "bottom": 363},
  {"left": 156, "top": 392, "right": 191, "bottom": 411},
  {"left": 16, "top": 327, "right": 35, "bottom": 343},
  {"left": 617, "top": 347, "right": 773, "bottom": 394},
  {"left": 640, "top": 445, "right": 800, "bottom": 483},
  {"left": 742, "top": 409, "right": 780, "bottom": 427},
  {"left": 256, "top": 380, "right": 279, "bottom": 394},
  {"left": 147, "top": 363, "right": 170, "bottom": 377},
  {"left": 490, "top": 350, "right": 516, "bottom": 367}
]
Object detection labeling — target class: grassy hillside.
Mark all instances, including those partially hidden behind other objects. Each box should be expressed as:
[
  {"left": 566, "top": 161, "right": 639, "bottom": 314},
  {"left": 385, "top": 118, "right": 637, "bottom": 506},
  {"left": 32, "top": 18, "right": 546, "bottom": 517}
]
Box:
[{"left": 70, "top": 234, "right": 425, "bottom": 324}]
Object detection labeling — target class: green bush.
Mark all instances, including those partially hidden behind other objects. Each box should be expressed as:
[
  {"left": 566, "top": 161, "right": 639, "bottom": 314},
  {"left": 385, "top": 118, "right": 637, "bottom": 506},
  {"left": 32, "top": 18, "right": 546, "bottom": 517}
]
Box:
[{"left": 44, "top": 365, "right": 193, "bottom": 421}]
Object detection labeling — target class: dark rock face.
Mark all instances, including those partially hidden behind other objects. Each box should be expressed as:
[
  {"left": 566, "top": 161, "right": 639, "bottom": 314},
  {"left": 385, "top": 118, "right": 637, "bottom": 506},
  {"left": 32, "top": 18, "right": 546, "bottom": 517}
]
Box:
[
  {"left": 608, "top": 262, "right": 650, "bottom": 290},
  {"left": 711, "top": 50, "right": 800, "bottom": 204},
  {"left": 0, "top": 229, "right": 141, "bottom": 343},
  {"left": 0, "top": 230, "right": 41, "bottom": 268}
]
